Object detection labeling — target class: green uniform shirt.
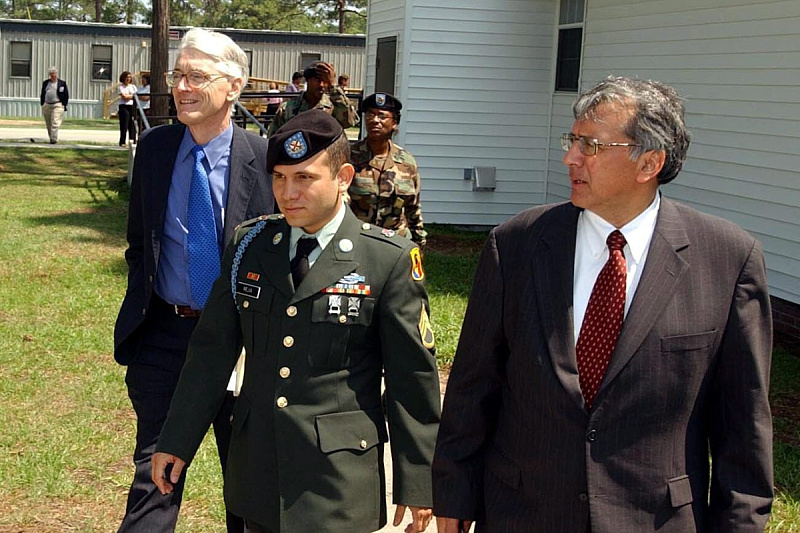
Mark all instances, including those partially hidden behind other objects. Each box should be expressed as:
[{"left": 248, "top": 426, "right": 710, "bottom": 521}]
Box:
[
  {"left": 267, "top": 87, "right": 358, "bottom": 136},
  {"left": 157, "top": 207, "right": 440, "bottom": 533},
  {"left": 348, "top": 139, "right": 427, "bottom": 246}
]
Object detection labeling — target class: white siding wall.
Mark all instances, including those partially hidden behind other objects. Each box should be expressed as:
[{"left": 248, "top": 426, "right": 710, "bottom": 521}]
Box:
[
  {"left": 568, "top": 0, "right": 800, "bottom": 304},
  {"left": 399, "top": 0, "right": 556, "bottom": 225},
  {"left": 365, "top": 0, "right": 407, "bottom": 95}
]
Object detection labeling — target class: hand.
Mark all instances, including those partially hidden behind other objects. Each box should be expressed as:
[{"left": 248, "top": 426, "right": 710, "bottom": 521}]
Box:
[
  {"left": 436, "top": 516, "right": 473, "bottom": 533},
  {"left": 394, "top": 505, "right": 433, "bottom": 532},
  {"left": 151, "top": 452, "right": 186, "bottom": 495}
]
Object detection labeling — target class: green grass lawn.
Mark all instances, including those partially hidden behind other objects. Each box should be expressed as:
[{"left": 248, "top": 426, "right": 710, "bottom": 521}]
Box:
[
  {"left": 0, "top": 147, "right": 797, "bottom": 531},
  {"left": 0, "top": 116, "right": 118, "bottom": 130}
]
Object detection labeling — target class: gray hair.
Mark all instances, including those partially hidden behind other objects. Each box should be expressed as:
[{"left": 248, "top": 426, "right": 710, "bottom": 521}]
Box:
[
  {"left": 179, "top": 28, "right": 249, "bottom": 88},
  {"left": 49, "top": 67, "right": 58, "bottom": 74},
  {"left": 573, "top": 76, "right": 691, "bottom": 184}
]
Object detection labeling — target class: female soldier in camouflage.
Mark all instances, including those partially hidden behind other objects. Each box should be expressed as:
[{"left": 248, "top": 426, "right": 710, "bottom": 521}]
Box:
[{"left": 348, "top": 93, "right": 427, "bottom": 246}]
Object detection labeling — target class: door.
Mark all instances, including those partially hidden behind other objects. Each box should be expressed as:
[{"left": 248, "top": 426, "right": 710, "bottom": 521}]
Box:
[{"left": 375, "top": 37, "right": 397, "bottom": 94}]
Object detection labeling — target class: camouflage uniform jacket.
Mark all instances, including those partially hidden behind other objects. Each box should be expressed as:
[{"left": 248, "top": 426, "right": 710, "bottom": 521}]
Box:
[
  {"left": 267, "top": 87, "right": 358, "bottom": 136},
  {"left": 347, "top": 139, "right": 427, "bottom": 246}
]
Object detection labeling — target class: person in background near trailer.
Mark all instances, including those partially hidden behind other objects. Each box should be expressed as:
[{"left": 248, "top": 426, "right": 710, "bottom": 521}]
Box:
[
  {"left": 285, "top": 71, "right": 303, "bottom": 93},
  {"left": 114, "top": 28, "right": 273, "bottom": 533},
  {"left": 39, "top": 67, "right": 69, "bottom": 144},
  {"left": 265, "top": 82, "right": 282, "bottom": 116},
  {"left": 117, "top": 71, "right": 138, "bottom": 146},
  {"left": 138, "top": 74, "right": 151, "bottom": 116},
  {"left": 267, "top": 60, "right": 358, "bottom": 136},
  {"left": 337, "top": 74, "right": 350, "bottom": 91},
  {"left": 348, "top": 93, "right": 427, "bottom": 247}
]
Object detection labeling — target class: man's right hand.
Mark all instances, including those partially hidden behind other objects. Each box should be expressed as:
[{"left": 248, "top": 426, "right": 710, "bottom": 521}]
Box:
[
  {"left": 151, "top": 452, "right": 186, "bottom": 495},
  {"left": 436, "top": 517, "right": 473, "bottom": 533}
]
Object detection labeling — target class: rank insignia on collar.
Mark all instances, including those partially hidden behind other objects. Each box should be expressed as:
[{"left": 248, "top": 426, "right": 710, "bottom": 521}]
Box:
[
  {"left": 418, "top": 305, "right": 435, "bottom": 349},
  {"left": 410, "top": 248, "right": 424, "bottom": 281},
  {"left": 246, "top": 272, "right": 260, "bottom": 281},
  {"left": 284, "top": 132, "right": 308, "bottom": 159}
]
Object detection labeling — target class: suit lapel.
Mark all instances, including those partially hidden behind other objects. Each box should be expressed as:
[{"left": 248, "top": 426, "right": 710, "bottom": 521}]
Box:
[
  {"left": 149, "top": 124, "right": 185, "bottom": 265},
  {"left": 290, "top": 209, "right": 360, "bottom": 305},
  {"left": 534, "top": 204, "right": 585, "bottom": 411},
  {"left": 598, "top": 198, "right": 690, "bottom": 394},
  {"left": 223, "top": 126, "right": 259, "bottom": 246}
]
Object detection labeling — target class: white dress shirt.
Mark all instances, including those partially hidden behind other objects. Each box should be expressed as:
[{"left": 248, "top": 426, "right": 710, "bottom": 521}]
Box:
[{"left": 572, "top": 193, "right": 661, "bottom": 346}]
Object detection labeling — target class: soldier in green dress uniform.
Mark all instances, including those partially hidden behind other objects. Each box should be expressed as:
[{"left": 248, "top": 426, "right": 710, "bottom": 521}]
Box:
[
  {"left": 152, "top": 109, "right": 441, "bottom": 533},
  {"left": 348, "top": 93, "right": 427, "bottom": 247},
  {"left": 267, "top": 61, "right": 359, "bottom": 136}
]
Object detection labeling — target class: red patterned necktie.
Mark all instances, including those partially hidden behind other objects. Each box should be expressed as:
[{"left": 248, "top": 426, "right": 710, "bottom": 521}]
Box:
[{"left": 576, "top": 230, "right": 627, "bottom": 409}]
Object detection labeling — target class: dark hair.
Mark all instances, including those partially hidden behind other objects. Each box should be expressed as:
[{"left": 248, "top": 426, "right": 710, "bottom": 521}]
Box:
[
  {"left": 141, "top": 74, "right": 150, "bottom": 85},
  {"left": 338, "top": 75, "right": 349, "bottom": 84},
  {"left": 292, "top": 71, "right": 303, "bottom": 82},
  {"left": 573, "top": 76, "right": 691, "bottom": 184},
  {"left": 325, "top": 133, "right": 351, "bottom": 176},
  {"left": 119, "top": 71, "right": 132, "bottom": 84}
]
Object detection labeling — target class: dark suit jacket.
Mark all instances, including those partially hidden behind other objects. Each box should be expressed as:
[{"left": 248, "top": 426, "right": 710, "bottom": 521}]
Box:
[
  {"left": 156, "top": 208, "right": 442, "bottom": 532},
  {"left": 40, "top": 78, "right": 69, "bottom": 108},
  {"left": 114, "top": 122, "right": 273, "bottom": 365},
  {"left": 432, "top": 198, "right": 773, "bottom": 533}
]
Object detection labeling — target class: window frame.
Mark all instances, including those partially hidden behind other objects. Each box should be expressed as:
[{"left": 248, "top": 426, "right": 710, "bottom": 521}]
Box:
[
  {"left": 554, "top": 0, "right": 586, "bottom": 93},
  {"left": 10, "top": 41, "right": 32, "bottom": 79},
  {"left": 91, "top": 44, "right": 113, "bottom": 82}
]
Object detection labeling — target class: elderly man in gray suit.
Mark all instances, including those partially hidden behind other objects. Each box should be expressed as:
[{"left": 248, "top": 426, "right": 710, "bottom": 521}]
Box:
[{"left": 432, "top": 77, "right": 773, "bottom": 533}]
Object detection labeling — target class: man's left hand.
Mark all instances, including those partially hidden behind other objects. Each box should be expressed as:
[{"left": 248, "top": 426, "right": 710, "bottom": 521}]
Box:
[{"left": 394, "top": 505, "right": 433, "bottom": 532}]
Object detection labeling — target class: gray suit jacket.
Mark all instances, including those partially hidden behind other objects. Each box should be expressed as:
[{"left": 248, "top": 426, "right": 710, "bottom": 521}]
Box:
[
  {"left": 432, "top": 198, "right": 773, "bottom": 533},
  {"left": 114, "top": 122, "right": 274, "bottom": 365}
]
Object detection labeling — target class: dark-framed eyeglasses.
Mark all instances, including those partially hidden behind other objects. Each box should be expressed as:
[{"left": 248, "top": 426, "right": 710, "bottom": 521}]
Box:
[
  {"left": 560, "top": 132, "right": 641, "bottom": 156},
  {"left": 364, "top": 111, "right": 395, "bottom": 122},
  {"left": 165, "top": 69, "right": 228, "bottom": 89}
]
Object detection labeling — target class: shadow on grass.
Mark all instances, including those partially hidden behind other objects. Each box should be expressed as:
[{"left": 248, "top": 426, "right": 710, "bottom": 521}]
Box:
[{"left": 0, "top": 147, "right": 127, "bottom": 181}]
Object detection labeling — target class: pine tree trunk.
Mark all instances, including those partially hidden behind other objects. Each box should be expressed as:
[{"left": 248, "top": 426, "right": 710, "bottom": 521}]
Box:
[{"left": 150, "top": 0, "right": 170, "bottom": 125}]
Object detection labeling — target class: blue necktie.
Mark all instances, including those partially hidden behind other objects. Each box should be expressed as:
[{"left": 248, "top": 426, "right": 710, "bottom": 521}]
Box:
[{"left": 187, "top": 145, "right": 221, "bottom": 309}]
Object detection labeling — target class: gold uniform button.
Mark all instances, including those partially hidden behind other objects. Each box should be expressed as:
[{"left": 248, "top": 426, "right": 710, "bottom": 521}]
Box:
[
  {"left": 242, "top": 300, "right": 250, "bottom": 309},
  {"left": 279, "top": 366, "right": 291, "bottom": 378},
  {"left": 338, "top": 315, "right": 347, "bottom": 324},
  {"left": 276, "top": 396, "right": 288, "bottom": 408},
  {"left": 286, "top": 306, "right": 297, "bottom": 317},
  {"left": 359, "top": 439, "right": 368, "bottom": 449},
  {"left": 229, "top": 415, "right": 234, "bottom": 423},
  {"left": 283, "top": 336, "right": 294, "bottom": 347}
]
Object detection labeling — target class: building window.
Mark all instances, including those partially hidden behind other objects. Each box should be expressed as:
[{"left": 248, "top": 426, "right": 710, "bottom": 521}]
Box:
[
  {"left": 92, "top": 45, "right": 112, "bottom": 81},
  {"left": 244, "top": 50, "right": 253, "bottom": 74},
  {"left": 10, "top": 42, "right": 32, "bottom": 78},
  {"left": 555, "top": 0, "right": 585, "bottom": 92}
]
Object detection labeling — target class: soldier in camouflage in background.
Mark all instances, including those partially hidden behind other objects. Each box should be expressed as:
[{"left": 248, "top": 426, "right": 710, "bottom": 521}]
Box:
[
  {"left": 267, "top": 60, "right": 358, "bottom": 136},
  {"left": 348, "top": 93, "right": 427, "bottom": 247}
]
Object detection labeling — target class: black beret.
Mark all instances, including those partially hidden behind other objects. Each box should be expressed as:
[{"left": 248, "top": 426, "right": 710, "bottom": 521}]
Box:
[
  {"left": 360, "top": 92, "right": 402, "bottom": 114},
  {"left": 267, "top": 109, "right": 344, "bottom": 173}
]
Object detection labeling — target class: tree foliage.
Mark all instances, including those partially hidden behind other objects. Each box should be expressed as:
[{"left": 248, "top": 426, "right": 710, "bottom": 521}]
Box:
[{"left": 0, "top": 0, "right": 366, "bottom": 33}]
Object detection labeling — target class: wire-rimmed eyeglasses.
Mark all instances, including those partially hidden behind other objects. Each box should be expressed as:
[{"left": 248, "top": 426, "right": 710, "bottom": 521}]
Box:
[
  {"left": 560, "top": 132, "right": 641, "bottom": 156},
  {"left": 165, "top": 69, "right": 228, "bottom": 89}
]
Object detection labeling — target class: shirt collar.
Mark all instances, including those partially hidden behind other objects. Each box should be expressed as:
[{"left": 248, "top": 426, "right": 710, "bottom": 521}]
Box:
[
  {"left": 290, "top": 200, "right": 347, "bottom": 252},
  {"left": 177, "top": 122, "right": 233, "bottom": 169},
  {"left": 582, "top": 193, "right": 661, "bottom": 265}
]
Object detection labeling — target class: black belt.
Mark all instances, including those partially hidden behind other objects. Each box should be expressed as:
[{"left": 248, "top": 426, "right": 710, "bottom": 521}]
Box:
[{"left": 152, "top": 294, "right": 202, "bottom": 318}]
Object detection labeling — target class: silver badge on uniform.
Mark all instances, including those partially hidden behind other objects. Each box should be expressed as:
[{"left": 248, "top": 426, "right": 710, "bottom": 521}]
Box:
[
  {"left": 347, "top": 297, "right": 361, "bottom": 317},
  {"left": 273, "top": 232, "right": 283, "bottom": 245},
  {"left": 328, "top": 295, "right": 342, "bottom": 315},
  {"left": 338, "top": 238, "right": 354, "bottom": 253}
]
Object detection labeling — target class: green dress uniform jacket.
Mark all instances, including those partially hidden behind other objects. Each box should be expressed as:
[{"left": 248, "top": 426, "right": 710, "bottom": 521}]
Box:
[
  {"left": 157, "top": 207, "right": 441, "bottom": 533},
  {"left": 267, "top": 87, "right": 358, "bottom": 136},
  {"left": 348, "top": 139, "right": 427, "bottom": 247}
]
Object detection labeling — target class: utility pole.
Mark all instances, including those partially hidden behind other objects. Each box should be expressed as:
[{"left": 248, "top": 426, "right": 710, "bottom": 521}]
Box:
[{"left": 150, "top": 0, "right": 169, "bottom": 125}]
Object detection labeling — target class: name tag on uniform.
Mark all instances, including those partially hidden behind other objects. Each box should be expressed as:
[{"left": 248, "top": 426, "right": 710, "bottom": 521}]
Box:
[{"left": 236, "top": 282, "right": 261, "bottom": 299}]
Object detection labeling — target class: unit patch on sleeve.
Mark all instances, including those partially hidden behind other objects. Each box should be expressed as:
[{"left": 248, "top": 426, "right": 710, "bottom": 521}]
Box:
[{"left": 410, "top": 248, "right": 425, "bottom": 281}]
